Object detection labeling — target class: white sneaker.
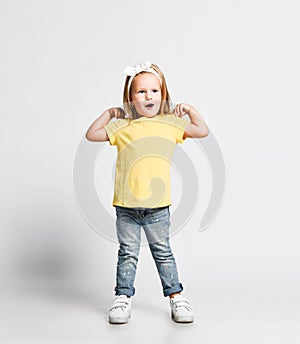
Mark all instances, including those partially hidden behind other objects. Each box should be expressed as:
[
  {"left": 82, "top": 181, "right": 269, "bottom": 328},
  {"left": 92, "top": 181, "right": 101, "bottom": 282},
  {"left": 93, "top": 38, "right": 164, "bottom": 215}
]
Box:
[
  {"left": 109, "top": 295, "right": 131, "bottom": 324},
  {"left": 169, "top": 294, "right": 194, "bottom": 323}
]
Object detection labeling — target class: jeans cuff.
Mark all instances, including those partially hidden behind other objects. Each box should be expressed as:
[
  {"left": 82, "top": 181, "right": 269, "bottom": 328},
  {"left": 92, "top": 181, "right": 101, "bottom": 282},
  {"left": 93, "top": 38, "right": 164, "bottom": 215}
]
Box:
[
  {"left": 163, "top": 283, "right": 184, "bottom": 297},
  {"left": 115, "top": 286, "right": 135, "bottom": 297}
]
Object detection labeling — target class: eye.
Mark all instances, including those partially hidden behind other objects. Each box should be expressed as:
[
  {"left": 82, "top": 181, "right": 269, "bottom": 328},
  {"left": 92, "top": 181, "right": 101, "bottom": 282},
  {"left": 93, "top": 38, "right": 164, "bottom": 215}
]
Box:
[
  {"left": 138, "top": 90, "right": 145, "bottom": 94},
  {"left": 152, "top": 89, "right": 158, "bottom": 93}
]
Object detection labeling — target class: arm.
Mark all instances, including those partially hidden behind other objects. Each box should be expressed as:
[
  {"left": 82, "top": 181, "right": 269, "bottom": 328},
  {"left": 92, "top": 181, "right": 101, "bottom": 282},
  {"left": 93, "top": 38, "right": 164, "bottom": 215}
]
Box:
[
  {"left": 85, "top": 107, "right": 125, "bottom": 142},
  {"left": 173, "top": 103, "right": 209, "bottom": 139}
]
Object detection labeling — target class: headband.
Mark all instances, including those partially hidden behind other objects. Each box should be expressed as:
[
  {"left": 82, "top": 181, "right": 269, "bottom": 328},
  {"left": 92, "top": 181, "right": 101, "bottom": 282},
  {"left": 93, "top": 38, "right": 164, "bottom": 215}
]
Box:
[{"left": 123, "top": 61, "right": 162, "bottom": 96}]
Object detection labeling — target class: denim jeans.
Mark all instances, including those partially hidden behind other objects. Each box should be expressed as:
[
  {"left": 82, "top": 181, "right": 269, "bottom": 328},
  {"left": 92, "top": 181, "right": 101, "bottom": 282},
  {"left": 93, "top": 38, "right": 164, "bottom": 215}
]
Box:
[{"left": 114, "top": 205, "right": 184, "bottom": 297}]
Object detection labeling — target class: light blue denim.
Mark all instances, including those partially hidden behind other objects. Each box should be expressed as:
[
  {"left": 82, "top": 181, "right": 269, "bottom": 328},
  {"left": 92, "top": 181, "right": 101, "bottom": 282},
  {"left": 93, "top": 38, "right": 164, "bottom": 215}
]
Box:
[{"left": 114, "top": 205, "right": 184, "bottom": 297}]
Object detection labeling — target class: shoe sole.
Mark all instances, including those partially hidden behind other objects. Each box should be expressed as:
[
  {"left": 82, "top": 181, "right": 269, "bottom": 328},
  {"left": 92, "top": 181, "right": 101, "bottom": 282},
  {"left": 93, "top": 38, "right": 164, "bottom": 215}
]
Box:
[
  {"left": 109, "top": 317, "right": 129, "bottom": 324},
  {"left": 109, "top": 313, "right": 131, "bottom": 324},
  {"left": 171, "top": 311, "right": 194, "bottom": 323}
]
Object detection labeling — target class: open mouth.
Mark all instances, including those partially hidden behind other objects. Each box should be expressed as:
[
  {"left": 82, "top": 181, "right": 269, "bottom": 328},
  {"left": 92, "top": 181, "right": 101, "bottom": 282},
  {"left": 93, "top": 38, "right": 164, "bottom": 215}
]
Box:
[{"left": 145, "top": 103, "right": 154, "bottom": 108}]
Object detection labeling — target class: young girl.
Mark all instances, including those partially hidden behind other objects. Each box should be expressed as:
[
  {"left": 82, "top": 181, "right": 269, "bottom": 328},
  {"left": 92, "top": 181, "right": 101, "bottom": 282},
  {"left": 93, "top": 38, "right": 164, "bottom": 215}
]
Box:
[{"left": 86, "top": 61, "right": 209, "bottom": 324}]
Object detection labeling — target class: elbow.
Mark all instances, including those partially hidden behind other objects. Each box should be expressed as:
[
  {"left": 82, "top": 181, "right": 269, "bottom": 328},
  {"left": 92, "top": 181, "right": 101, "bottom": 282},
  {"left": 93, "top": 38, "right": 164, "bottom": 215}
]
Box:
[
  {"left": 201, "top": 127, "right": 209, "bottom": 137},
  {"left": 85, "top": 128, "right": 108, "bottom": 142},
  {"left": 85, "top": 130, "right": 95, "bottom": 142},
  {"left": 85, "top": 131, "right": 91, "bottom": 141},
  {"left": 196, "top": 126, "right": 209, "bottom": 138}
]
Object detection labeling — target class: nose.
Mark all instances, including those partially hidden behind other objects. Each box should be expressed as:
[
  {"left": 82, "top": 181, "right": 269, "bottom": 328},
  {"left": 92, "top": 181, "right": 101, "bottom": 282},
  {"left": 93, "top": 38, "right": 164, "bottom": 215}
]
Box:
[{"left": 145, "top": 91, "right": 152, "bottom": 100}]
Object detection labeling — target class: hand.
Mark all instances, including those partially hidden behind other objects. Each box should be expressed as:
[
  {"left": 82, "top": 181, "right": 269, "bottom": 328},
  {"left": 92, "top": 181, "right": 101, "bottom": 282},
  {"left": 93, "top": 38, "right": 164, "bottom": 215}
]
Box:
[
  {"left": 172, "top": 103, "right": 190, "bottom": 118},
  {"left": 108, "top": 107, "right": 126, "bottom": 119}
]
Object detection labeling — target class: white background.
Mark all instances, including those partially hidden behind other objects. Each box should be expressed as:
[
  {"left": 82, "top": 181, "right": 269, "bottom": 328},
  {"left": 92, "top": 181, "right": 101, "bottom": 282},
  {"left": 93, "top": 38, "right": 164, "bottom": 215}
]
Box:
[{"left": 0, "top": 0, "right": 299, "bottom": 343}]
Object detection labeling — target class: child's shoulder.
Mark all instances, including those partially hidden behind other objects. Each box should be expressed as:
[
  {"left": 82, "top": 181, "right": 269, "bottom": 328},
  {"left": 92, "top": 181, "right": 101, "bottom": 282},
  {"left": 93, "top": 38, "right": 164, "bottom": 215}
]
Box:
[
  {"left": 158, "top": 113, "right": 190, "bottom": 126},
  {"left": 106, "top": 118, "right": 130, "bottom": 128},
  {"left": 104, "top": 118, "right": 130, "bottom": 136},
  {"left": 159, "top": 113, "right": 188, "bottom": 120}
]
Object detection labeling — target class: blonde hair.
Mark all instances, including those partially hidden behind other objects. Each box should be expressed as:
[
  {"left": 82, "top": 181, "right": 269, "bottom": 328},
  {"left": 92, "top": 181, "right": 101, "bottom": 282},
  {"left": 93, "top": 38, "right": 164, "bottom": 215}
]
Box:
[{"left": 122, "top": 63, "right": 172, "bottom": 120}]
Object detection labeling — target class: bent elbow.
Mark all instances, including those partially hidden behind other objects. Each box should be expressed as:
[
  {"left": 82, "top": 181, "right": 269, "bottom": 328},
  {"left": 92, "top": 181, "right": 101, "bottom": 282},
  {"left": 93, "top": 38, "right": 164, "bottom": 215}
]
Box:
[
  {"left": 85, "top": 131, "right": 92, "bottom": 141},
  {"left": 195, "top": 127, "right": 209, "bottom": 138},
  {"left": 201, "top": 127, "right": 209, "bottom": 137},
  {"left": 86, "top": 130, "right": 96, "bottom": 142}
]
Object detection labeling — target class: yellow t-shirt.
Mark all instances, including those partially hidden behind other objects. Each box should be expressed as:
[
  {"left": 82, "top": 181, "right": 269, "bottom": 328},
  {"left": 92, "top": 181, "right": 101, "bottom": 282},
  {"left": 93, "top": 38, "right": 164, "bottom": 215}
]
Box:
[{"left": 104, "top": 113, "right": 190, "bottom": 208}]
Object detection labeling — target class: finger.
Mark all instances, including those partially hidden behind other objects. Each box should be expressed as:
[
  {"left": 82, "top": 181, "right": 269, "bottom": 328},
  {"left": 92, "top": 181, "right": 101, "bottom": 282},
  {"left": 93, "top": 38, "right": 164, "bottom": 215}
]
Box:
[
  {"left": 118, "top": 109, "right": 124, "bottom": 118},
  {"left": 183, "top": 104, "right": 189, "bottom": 114},
  {"left": 179, "top": 104, "right": 184, "bottom": 116},
  {"left": 181, "top": 104, "right": 188, "bottom": 115}
]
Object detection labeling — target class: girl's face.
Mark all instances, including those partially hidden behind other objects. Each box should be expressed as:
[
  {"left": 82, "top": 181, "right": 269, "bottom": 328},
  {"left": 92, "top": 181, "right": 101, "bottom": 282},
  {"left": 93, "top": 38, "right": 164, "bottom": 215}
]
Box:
[{"left": 130, "top": 72, "right": 162, "bottom": 118}]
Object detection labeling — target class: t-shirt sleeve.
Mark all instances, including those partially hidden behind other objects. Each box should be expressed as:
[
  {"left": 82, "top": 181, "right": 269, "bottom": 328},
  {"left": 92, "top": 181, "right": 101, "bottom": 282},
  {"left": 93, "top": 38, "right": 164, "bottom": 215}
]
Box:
[
  {"left": 104, "top": 119, "right": 128, "bottom": 146},
  {"left": 104, "top": 121, "right": 117, "bottom": 145},
  {"left": 167, "top": 115, "right": 190, "bottom": 144}
]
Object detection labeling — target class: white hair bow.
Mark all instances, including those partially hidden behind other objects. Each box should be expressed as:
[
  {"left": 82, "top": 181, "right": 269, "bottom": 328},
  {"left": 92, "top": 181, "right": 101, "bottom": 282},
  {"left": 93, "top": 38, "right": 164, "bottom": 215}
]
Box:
[
  {"left": 123, "top": 61, "right": 162, "bottom": 96},
  {"left": 123, "top": 61, "right": 153, "bottom": 77}
]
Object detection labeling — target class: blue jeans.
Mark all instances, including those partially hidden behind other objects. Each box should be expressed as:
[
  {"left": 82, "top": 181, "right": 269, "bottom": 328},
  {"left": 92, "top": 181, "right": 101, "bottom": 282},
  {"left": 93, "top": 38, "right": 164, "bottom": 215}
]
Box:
[{"left": 114, "top": 205, "right": 184, "bottom": 297}]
